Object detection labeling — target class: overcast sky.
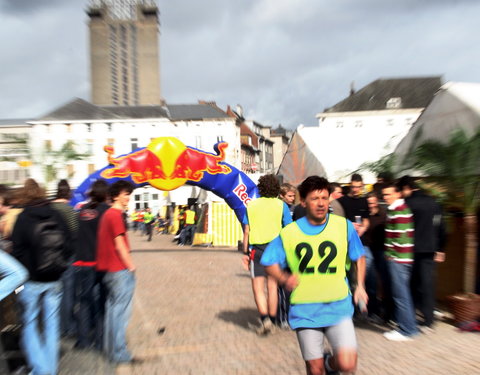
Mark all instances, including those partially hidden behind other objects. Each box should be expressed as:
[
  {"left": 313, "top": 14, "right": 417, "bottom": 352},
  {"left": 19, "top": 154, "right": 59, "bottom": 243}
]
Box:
[{"left": 0, "top": 0, "right": 479, "bottom": 129}]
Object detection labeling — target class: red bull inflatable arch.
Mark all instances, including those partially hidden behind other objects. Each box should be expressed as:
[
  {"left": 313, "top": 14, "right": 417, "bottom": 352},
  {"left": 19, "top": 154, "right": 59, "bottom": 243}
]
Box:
[{"left": 71, "top": 137, "right": 259, "bottom": 222}]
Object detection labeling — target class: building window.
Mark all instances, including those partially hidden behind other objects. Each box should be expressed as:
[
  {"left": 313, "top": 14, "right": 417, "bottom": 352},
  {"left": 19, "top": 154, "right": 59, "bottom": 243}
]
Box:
[
  {"left": 86, "top": 124, "right": 92, "bottom": 133},
  {"left": 217, "top": 135, "right": 224, "bottom": 143},
  {"left": 88, "top": 163, "right": 95, "bottom": 175},
  {"left": 355, "top": 120, "right": 363, "bottom": 128},
  {"left": 152, "top": 194, "right": 159, "bottom": 200},
  {"left": 387, "top": 119, "right": 394, "bottom": 126},
  {"left": 195, "top": 136, "right": 202, "bottom": 149},
  {"left": 336, "top": 121, "right": 344, "bottom": 128},
  {"left": 405, "top": 118, "right": 413, "bottom": 126},
  {"left": 131, "top": 138, "right": 138, "bottom": 151},
  {"left": 107, "top": 123, "right": 112, "bottom": 132},
  {"left": 386, "top": 97, "right": 402, "bottom": 109}
]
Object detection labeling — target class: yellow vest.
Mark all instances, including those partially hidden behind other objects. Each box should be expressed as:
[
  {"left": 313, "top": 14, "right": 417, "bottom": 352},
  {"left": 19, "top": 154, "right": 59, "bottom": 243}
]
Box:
[
  {"left": 185, "top": 210, "right": 196, "bottom": 225},
  {"left": 281, "top": 214, "right": 349, "bottom": 304},
  {"left": 247, "top": 197, "right": 284, "bottom": 245}
]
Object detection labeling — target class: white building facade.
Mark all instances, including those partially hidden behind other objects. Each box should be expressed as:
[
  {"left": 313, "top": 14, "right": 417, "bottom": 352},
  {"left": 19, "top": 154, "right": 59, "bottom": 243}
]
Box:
[{"left": 27, "top": 98, "right": 241, "bottom": 211}]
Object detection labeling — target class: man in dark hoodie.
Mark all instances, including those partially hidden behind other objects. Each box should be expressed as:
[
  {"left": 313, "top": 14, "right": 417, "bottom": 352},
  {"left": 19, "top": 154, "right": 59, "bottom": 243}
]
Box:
[{"left": 12, "top": 179, "right": 73, "bottom": 375}]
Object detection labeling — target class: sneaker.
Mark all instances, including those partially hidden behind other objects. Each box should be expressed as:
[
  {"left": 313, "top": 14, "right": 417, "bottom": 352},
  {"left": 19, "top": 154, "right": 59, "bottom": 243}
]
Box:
[
  {"left": 256, "top": 317, "right": 275, "bottom": 335},
  {"left": 323, "top": 352, "right": 339, "bottom": 375},
  {"left": 383, "top": 330, "right": 413, "bottom": 341}
]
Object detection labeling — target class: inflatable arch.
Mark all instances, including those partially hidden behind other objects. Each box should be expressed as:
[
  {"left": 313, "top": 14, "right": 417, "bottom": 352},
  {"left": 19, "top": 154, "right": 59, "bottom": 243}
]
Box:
[{"left": 71, "top": 137, "right": 259, "bottom": 222}]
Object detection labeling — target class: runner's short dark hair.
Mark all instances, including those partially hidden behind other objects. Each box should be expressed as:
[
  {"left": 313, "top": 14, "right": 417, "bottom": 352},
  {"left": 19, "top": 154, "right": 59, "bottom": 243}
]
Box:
[
  {"left": 257, "top": 174, "right": 280, "bottom": 198},
  {"left": 298, "top": 176, "right": 331, "bottom": 199}
]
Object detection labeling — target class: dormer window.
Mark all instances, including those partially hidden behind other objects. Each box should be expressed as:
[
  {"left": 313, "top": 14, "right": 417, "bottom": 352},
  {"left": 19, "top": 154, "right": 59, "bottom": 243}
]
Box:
[{"left": 386, "top": 97, "right": 402, "bottom": 109}]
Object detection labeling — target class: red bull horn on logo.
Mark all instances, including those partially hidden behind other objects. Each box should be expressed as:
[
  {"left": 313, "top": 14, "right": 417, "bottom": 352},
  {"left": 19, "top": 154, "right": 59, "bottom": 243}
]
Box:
[{"left": 100, "top": 139, "right": 231, "bottom": 190}]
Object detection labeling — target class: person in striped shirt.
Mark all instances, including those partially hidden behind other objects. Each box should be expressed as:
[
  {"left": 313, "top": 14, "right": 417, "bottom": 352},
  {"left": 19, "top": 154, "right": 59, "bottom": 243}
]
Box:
[{"left": 382, "top": 182, "right": 419, "bottom": 341}]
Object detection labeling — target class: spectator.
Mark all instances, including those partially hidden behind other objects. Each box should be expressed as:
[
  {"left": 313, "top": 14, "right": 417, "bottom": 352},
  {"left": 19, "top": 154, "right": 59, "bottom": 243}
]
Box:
[
  {"left": 279, "top": 183, "right": 297, "bottom": 217},
  {"left": 143, "top": 207, "right": 155, "bottom": 242},
  {"left": 11, "top": 179, "right": 73, "bottom": 375},
  {"left": 364, "top": 192, "right": 393, "bottom": 322},
  {"left": 397, "top": 175, "right": 447, "bottom": 332},
  {"left": 51, "top": 179, "right": 79, "bottom": 338},
  {"left": 73, "top": 179, "right": 110, "bottom": 350},
  {"left": 329, "top": 182, "right": 345, "bottom": 217},
  {"left": 382, "top": 183, "right": 418, "bottom": 341},
  {"left": 278, "top": 183, "right": 298, "bottom": 329},
  {"left": 179, "top": 206, "right": 196, "bottom": 245},
  {"left": 96, "top": 180, "right": 138, "bottom": 364},
  {"left": 0, "top": 185, "right": 28, "bottom": 301}
]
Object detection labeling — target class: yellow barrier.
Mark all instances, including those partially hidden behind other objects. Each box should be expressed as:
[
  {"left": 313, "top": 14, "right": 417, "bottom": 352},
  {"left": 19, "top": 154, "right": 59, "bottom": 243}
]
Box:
[{"left": 210, "top": 202, "right": 243, "bottom": 247}]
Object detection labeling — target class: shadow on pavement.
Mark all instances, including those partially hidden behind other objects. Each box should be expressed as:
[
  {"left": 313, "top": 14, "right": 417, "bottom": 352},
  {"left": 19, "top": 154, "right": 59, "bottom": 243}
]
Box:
[{"left": 216, "top": 308, "right": 259, "bottom": 331}]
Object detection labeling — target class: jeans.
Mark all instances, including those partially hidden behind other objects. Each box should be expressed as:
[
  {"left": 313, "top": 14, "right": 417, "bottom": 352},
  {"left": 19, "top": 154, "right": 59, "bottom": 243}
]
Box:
[
  {"left": 411, "top": 252, "right": 436, "bottom": 327},
  {"left": 0, "top": 249, "right": 28, "bottom": 301},
  {"left": 60, "top": 264, "right": 77, "bottom": 336},
  {"left": 16, "top": 280, "right": 63, "bottom": 375},
  {"left": 103, "top": 270, "right": 135, "bottom": 363},
  {"left": 387, "top": 260, "right": 418, "bottom": 336},
  {"left": 363, "top": 246, "right": 379, "bottom": 315},
  {"left": 74, "top": 267, "right": 106, "bottom": 349},
  {"left": 180, "top": 225, "right": 195, "bottom": 245}
]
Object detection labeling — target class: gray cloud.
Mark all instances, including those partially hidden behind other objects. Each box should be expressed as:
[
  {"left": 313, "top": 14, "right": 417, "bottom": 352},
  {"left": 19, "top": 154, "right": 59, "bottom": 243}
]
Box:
[
  {"left": 0, "top": 0, "right": 67, "bottom": 15},
  {"left": 0, "top": 0, "right": 479, "bottom": 128}
]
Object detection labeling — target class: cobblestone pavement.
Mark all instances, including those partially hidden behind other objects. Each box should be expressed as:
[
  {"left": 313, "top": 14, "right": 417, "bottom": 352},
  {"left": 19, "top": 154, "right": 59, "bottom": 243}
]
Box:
[{"left": 59, "top": 230, "right": 480, "bottom": 375}]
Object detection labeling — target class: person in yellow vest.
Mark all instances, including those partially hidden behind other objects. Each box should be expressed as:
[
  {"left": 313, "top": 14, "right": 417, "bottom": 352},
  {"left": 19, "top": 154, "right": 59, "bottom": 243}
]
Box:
[
  {"left": 261, "top": 176, "right": 367, "bottom": 375},
  {"left": 242, "top": 174, "right": 292, "bottom": 335},
  {"left": 179, "top": 206, "right": 196, "bottom": 246},
  {"left": 143, "top": 208, "right": 155, "bottom": 242},
  {"left": 130, "top": 210, "right": 139, "bottom": 232}
]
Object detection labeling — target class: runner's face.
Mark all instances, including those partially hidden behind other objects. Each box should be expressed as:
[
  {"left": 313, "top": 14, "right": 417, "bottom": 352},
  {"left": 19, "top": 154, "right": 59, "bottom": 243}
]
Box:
[
  {"left": 282, "top": 191, "right": 296, "bottom": 205},
  {"left": 302, "top": 189, "right": 330, "bottom": 224}
]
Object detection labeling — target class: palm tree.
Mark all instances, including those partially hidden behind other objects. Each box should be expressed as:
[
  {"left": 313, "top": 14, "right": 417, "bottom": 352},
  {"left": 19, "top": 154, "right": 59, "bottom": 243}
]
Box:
[
  {"left": 401, "top": 128, "right": 480, "bottom": 293},
  {"left": 40, "top": 140, "right": 91, "bottom": 186}
]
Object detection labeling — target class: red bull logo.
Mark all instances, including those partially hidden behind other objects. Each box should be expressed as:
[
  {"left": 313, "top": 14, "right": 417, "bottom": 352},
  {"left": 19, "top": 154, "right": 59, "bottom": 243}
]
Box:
[{"left": 101, "top": 137, "right": 231, "bottom": 191}]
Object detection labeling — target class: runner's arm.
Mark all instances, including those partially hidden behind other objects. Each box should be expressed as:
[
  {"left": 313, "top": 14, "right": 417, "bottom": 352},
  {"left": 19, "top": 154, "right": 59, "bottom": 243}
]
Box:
[
  {"left": 353, "top": 255, "right": 367, "bottom": 305},
  {"left": 264, "top": 263, "right": 299, "bottom": 292}
]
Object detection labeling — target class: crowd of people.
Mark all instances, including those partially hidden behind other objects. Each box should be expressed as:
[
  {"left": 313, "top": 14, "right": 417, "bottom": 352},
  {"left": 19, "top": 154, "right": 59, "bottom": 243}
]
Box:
[
  {"left": 241, "top": 173, "right": 447, "bottom": 374},
  {"left": 0, "top": 178, "right": 139, "bottom": 374},
  {"left": 0, "top": 171, "right": 448, "bottom": 375}
]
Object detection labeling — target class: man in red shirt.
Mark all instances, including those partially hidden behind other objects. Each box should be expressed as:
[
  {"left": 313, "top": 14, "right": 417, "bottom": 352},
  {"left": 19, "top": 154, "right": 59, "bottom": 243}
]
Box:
[{"left": 96, "top": 180, "right": 137, "bottom": 364}]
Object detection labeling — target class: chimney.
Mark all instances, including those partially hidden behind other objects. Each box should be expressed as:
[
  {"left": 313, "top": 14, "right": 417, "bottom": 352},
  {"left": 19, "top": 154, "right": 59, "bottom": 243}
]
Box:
[{"left": 350, "top": 81, "right": 355, "bottom": 96}]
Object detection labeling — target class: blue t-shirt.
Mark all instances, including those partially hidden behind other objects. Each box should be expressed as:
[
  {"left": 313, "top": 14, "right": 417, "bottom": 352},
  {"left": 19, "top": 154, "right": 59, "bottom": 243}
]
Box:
[
  {"left": 242, "top": 201, "right": 293, "bottom": 227},
  {"left": 261, "top": 215, "right": 365, "bottom": 329}
]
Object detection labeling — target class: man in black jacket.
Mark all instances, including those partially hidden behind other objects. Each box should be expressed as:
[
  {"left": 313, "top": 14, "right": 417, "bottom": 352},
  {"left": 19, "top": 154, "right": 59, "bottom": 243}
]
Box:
[{"left": 397, "top": 176, "right": 447, "bottom": 331}]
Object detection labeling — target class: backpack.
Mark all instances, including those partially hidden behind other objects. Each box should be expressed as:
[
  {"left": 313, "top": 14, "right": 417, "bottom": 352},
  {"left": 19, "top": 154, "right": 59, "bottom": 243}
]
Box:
[{"left": 32, "top": 216, "right": 70, "bottom": 281}]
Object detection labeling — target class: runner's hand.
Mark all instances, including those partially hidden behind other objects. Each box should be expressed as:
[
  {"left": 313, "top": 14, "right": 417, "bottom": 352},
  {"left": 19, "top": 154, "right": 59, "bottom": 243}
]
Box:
[
  {"left": 283, "top": 274, "right": 299, "bottom": 292},
  {"left": 353, "top": 285, "right": 368, "bottom": 308},
  {"left": 242, "top": 255, "right": 250, "bottom": 271}
]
